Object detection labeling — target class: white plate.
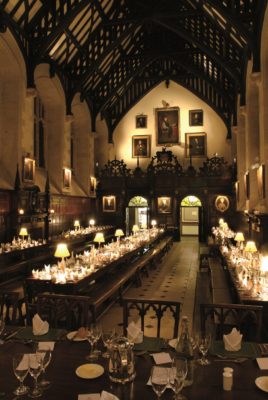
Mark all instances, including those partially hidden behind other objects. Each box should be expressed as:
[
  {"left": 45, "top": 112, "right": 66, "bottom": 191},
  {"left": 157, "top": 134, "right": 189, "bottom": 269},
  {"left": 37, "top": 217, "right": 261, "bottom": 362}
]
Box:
[
  {"left": 75, "top": 364, "right": 104, "bottom": 379},
  {"left": 67, "top": 331, "right": 87, "bottom": 342},
  {"left": 255, "top": 376, "right": 268, "bottom": 392}
]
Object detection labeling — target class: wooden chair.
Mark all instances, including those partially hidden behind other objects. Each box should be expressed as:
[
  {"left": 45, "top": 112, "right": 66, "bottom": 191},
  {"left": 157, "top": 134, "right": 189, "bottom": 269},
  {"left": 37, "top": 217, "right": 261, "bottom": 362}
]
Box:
[
  {"left": 0, "top": 291, "right": 20, "bottom": 325},
  {"left": 122, "top": 298, "right": 181, "bottom": 338},
  {"left": 23, "top": 279, "right": 53, "bottom": 325},
  {"left": 200, "top": 303, "right": 263, "bottom": 342},
  {"left": 37, "top": 293, "right": 92, "bottom": 330}
]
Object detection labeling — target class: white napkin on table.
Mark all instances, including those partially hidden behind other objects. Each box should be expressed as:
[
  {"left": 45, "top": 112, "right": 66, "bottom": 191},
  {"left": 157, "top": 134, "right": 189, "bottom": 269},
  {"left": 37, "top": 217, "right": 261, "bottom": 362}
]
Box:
[
  {"left": 127, "top": 321, "right": 143, "bottom": 344},
  {"left": 223, "top": 328, "right": 243, "bottom": 351},
  {"left": 38, "top": 341, "right": 55, "bottom": 350},
  {"left": 78, "top": 392, "right": 119, "bottom": 400},
  {"left": 151, "top": 352, "right": 172, "bottom": 365},
  {"left": 32, "top": 313, "right": 49, "bottom": 336}
]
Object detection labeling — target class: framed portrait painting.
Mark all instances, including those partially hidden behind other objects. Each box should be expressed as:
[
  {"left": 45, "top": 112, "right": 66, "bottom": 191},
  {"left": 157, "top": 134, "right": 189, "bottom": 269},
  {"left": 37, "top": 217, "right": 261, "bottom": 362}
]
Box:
[
  {"left": 132, "top": 135, "right": 151, "bottom": 158},
  {"left": 103, "top": 195, "right": 116, "bottom": 212},
  {"left": 215, "top": 195, "right": 230, "bottom": 213},
  {"left": 136, "top": 114, "right": 147, "bottom": 129},
  {"left": 157, "top": 197, "right": 171, "bottom": 214},
  {"left": 89, "top": 176, "right": 96, "bottom": 197},
  {"left": 23, "top": 157, "right": 35, "bottom": 183},
  {"left": 63, "top": 168, "right": 72, "bottom": 190},
  {"left": 189, "top": 109, "right": 203, "bottom": 126},
  {"left": 185, "top": 132, "right": 207, "bottom": 158},
  {"left": 155, "top": 107, "right": 180, "bottom": 146}
]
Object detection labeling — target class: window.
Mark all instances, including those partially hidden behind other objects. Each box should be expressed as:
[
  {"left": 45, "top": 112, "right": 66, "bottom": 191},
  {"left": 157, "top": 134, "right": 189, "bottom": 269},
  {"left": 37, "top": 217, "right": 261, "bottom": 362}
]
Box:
[
  {"left": 70, "top": 123, "right": 75, "bottom": 175},
  {"left": 34, "top": 96, "right": 45, "bottom": 168}
]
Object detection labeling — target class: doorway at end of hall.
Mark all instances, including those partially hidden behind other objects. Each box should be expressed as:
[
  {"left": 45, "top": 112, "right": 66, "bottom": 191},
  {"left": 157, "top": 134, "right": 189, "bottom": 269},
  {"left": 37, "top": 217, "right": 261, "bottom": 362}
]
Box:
[{"left": 180, "top": 195, "right": 202, "bottom": 237}]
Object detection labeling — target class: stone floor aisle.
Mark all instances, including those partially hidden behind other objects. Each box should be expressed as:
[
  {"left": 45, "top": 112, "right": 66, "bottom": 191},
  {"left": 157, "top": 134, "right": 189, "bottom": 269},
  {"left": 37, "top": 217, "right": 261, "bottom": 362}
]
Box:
[{"left": 99, "top": 236, "right": 200, "bottom": 337}]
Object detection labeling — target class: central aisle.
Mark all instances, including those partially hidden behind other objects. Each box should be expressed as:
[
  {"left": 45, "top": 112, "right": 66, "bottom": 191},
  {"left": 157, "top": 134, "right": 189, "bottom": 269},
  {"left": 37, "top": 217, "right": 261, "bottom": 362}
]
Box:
[{"left": 99, "top": 236, "right": 200, "bottom": 336}]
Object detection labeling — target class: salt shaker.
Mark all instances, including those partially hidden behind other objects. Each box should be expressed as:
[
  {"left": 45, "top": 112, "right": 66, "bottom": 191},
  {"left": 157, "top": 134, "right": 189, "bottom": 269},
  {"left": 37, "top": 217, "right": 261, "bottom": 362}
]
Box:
[{"left": 223, "top": 371, "right": 233, "bottom": 391}]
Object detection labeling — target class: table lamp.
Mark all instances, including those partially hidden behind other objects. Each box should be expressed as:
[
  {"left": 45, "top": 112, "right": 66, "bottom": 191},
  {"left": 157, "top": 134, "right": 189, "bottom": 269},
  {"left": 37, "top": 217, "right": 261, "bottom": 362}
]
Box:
[
  {"left": 19, "top": 227, "right": 28, "bottom": 240},
  {"left": 234, "top": 232, "right": 245, "bottom": 250},
  {"left": 244, "top": 241, "right": 257, "bottom": 254},
  {"left": 132, "top": 225, "right": 139, "bottom": 235},
  {"left": 151, "top": 220, "right": 157, "bottom": 228},
  {"left": 54, "top": 243, "right": 70, "bottom": 271},
  {"left": 115, "top": 229, "right": 124, "bottom": 245},
  {"left": 89, "top": 219, "right": 95, "bottom": 227},
  {"left": 94, "top": 232, "right": 105, "bottom": 248},
  {"left": 74, "top": 220, "right": 80, "bottom": 230},
  {"left": 219, "top": 218, "right": 224, "bottom": 226}
]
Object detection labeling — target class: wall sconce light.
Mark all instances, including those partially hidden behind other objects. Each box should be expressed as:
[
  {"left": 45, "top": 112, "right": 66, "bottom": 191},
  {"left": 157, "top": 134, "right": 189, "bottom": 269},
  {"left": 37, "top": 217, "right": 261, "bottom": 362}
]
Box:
[
  {"left": 89, "top": 219, "right": 95, "bottom": 227},
  {"left": 18, "top": 209, "right": 24, "bottom": 215}
]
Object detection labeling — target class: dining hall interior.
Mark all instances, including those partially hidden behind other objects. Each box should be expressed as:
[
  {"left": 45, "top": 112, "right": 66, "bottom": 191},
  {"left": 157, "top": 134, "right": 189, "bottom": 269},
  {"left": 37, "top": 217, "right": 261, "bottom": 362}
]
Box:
[{"left": 1, "top": 1, "right": 268, "bottom": 399}]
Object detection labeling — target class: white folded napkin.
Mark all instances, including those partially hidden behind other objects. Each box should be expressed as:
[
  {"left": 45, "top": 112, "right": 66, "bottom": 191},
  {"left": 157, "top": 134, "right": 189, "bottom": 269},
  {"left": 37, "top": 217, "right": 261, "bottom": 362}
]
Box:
[
  {"left": 256, "top": 358, "right": 268, "bottom": 370},
  {"left": 223, "top": 328, "right": 243, "bottom": 351},
  {"left": 78, "top": 392, "right": 119, "bottom": 400},
  {"left": 127, "top": 321, "right": 143, "bottom": 344},
  {"left": 151, "top": 352, "right": 172, "bottom": 365},
  {"left": 17, "top": 354, "right": 29, "bottom": 371},
  {"left": 32, "top": 313, "right": 49, "bottom": 336},
  {"left": 38, "top": 341, "right": 55, "bottom": 350}
]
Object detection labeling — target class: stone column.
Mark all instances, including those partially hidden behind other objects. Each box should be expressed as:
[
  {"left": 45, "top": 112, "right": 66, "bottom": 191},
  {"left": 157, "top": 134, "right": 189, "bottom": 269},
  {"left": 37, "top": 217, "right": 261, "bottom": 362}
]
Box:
[{"left": 236, "top": 106, "right": 247, "bottom": 210}]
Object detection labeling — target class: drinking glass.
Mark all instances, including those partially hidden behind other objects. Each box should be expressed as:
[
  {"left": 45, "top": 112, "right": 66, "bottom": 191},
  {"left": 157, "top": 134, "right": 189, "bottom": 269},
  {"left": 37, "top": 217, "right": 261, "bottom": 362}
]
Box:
[
  {"left": 196, "top": 331, "right": 211, "bottom": 365},
  {"left": 150, "top": 366, "right": 169, "bottom": 399},
  {"left": 36, "top": 347, "right": 52, "bottom": 388},
  {"left": 102, "top": 329, "right": 116, "bottom": 358},
  {"left": 86, "top": 323, "right": 102, "bottom": 361},
  {"left": 169, "top": 357, "right": 188, "bottom": 400},
  {"left": 13, "top": 353, "right": 29, "bottom": 396},
  {"left": 28, "top": 353, "right": 43, "bottom": 398}
]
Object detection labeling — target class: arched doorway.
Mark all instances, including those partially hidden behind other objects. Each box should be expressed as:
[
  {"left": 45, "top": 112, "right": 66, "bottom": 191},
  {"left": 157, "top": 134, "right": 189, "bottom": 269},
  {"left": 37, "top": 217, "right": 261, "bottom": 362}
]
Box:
[
  {"left": 180, "top": 195, "right": 202, "bottom": 238},
  {"left": 126, "top": 196, "right": 149, "bottom": 235}
]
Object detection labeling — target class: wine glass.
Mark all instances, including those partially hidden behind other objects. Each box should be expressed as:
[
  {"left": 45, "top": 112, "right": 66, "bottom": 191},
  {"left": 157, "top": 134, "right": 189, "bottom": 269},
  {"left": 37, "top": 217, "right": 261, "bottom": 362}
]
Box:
[
  {"left": 169, "top": 357, "right": 188, "bottom": 400},
  {"left": 86, "top": 323, "right": 102, "bottom": 361},
  {"left": 36, "top": 347, "right": 52, "bottom": 388},
  {"left": 28, "top": 353, "right": 43, "bottom": 398},
  {"left": 102, "top": 329, "right": 116, "bottom": 358},
  {"left": 13, "top": 353, "right": 29, "bottom": 396},
  {"left": 196, "top": 331, "right": 211, "bottom": 365},
  {"left": 150, "top": 365, "right": 169, "bottom": 399}
]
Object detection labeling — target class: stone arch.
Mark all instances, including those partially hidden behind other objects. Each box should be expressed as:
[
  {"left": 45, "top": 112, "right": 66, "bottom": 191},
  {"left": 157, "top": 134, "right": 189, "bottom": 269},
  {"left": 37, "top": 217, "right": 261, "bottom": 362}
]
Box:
[
  {"left": 95, "top": 113, "right": 113, "bottom": 169},
  {"left": 0, "top": 29, "right": 26, "bottom": 189}
]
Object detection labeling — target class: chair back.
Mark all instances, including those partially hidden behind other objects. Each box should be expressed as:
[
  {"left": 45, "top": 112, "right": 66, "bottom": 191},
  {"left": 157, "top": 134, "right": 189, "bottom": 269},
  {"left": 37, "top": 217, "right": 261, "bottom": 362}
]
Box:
[
  {"left": 37, "top": 293, "right": 91, "bottom": 330},
  {"left": 200, "top": 303, "right": 263, "bottom": 342},
  {"left": 123, "top": 297, "right": 181, "bottom": 338},
  {"left": 0, "top": 291, "right": 19, "bottom": 325}
]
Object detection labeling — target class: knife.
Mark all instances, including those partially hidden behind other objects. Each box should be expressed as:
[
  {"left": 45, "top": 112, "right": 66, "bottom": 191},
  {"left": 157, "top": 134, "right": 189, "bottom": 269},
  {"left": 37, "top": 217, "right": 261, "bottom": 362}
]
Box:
[{"left": 5, "top": 327, "right": 24, "bottom": 341}]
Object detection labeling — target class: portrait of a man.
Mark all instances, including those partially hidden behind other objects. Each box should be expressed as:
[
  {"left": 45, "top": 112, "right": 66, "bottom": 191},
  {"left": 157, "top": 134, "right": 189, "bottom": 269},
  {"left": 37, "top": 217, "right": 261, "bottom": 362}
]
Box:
[
  {"left": 189, "top": 109, "right": 203, "bottom": 126},
  {"left": 185, "top": 132, "right": 207, "bottom": 158},
  {"left": 132, "top": 135, "right": 150, "bottom": 158},
  {"left": 63, "top": 168, "right": 72, "bottom": 189},
  {"left": 155, "top": 107, "right": 180, "bottom": 146},
  {"left": 215, "top": 196, "right": 230, "bottom": 213},
  {"left": 136, "top": 115, "right": 147, "bottom": 129},
  {"left": 103, "top": 196, "right": 116, "bottom": 212},
  {"left": 23, "top": 157, "right": 35, "bottom": 183},
  {"left": 157, "top": 197, "right": 171, "bottom": 213}
]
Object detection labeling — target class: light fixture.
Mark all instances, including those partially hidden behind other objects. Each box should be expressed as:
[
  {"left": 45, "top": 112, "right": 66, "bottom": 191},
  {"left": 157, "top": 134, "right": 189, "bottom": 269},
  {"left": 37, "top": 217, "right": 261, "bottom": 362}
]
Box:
[
  {"left": 115, "top": 229, "right": 124, "bottom": 238},
  {"left": 219, "top": 218, "right": 224, "bottom": 226},
  {"left": 89, "top": 219, "right": 95, "bottom": 227},
  {"left": 261, "top": 256, "right": 268, "bottom": 273},
  {"left": 94, "top": 232, "right": 105, "bottom": 248},
  {"left": 151, "top": 220, "right": 157, "bottom": 228},
  {"left": 74, "top": 220, "right": 80, "bottom": 229},
  {"left": 234, "top": 232, "right": 245, "bottom": 250},
  {"left": 18, "top": 209, "right": 24, "bottom": 215},
  {"left": 54, "top": 243, "right": 70, "bottom": 271},
  {"left": 132, "top": 225, "right": 139, "bottom": 234},
  {"left": 244, "top": 241, "right": 257, "bottom": 253},
  {"left": 19, "top": 227, "right": 28, "bottom": 237}
]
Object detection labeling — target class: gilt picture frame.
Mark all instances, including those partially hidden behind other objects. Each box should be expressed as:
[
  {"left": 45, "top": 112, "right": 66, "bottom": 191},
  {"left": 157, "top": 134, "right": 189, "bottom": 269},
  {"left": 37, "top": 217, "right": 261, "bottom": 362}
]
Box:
[
  {"left": 189, "top": 109, "right": 203, "bottom": 126},
  {"left": 185, "top": 132, "right": 207, "bottom": 158},
  {"left": 103, "top": 195, "right": 116, "bottom": 212},
  {"left": 132, "top": 135, "right": 151, "bottom": 158},
  {"left": 155, "top": 107, "right": 180, "bottom": 146},
  {"left": 63, "top": 168, "right": 72, "bottom": 190},
  {"left": 157, "top": 196, "right": 172, "bottom": 214},
  {"left": 23, "top": 157, "right": 35, "bottom": 183},
  {"left": 136, "top": 114, "right": 147, "bottom": 129}
]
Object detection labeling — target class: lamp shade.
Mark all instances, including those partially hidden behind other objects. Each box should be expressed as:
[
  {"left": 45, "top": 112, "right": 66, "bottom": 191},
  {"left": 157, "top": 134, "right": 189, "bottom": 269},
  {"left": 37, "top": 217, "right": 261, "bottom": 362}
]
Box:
[
  {"left": 132, "top": 225, "right": 139, "bottom": 232},
  {"left": 115, "top": 229, "right": 124, "bottom": 237},
  {"left": 89, "top": 219, "right": 95, "bottom": 226},
  {"left": 219, "top": 218, "right": 224, "bottom": 226},
  {"left": 151, "top": 220, "right": 157, "bottom": 227},
  {"left": 244, "top": 241, "right": 258, "bottom": 253},
  {"left": 234, "top": 232, "right": 245, "bottom": 242},
  {"left": 54, "top": 243, "right": 70, "bottom": 258},
  {"left": 19, "top": 227, "right": 28, "bottom": 237},
  {"left": 94, "top": 232, "right": 105, "bottom": 243},
  {"left": 74, "top": 220, "right": 80, "bottom": 227}
]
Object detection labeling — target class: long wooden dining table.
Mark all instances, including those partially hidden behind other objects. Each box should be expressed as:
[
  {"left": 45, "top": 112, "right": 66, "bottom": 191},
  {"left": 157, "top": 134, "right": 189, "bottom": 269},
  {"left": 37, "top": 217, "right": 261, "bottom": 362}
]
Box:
[{"left": 1, "top": 332, "right": 268, "bottom": 400}]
